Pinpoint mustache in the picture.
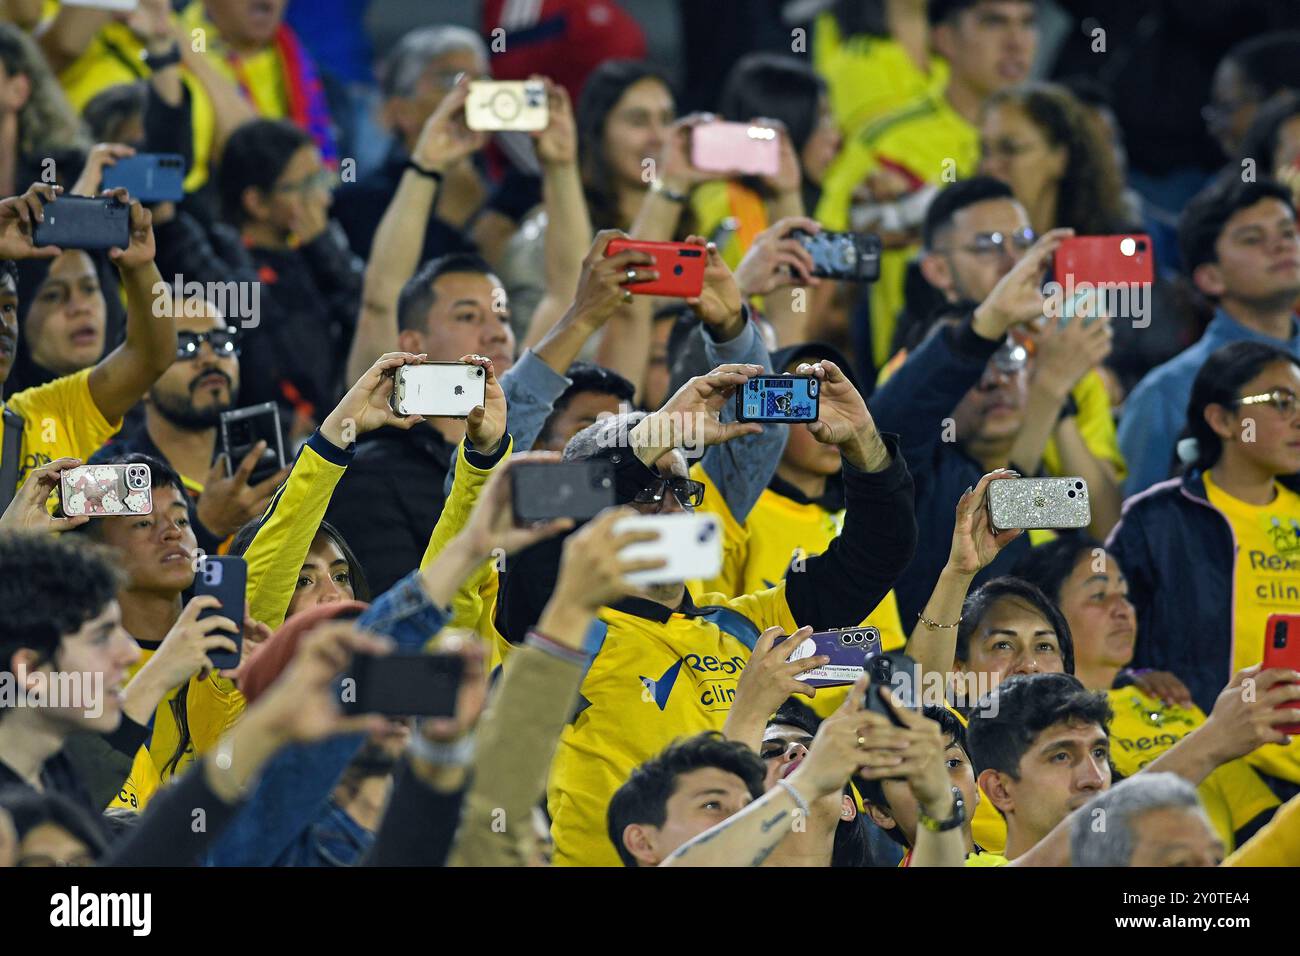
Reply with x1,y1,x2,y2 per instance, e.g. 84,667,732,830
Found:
189,367,233,393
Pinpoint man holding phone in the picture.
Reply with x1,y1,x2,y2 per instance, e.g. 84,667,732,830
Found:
0,182,176,507
494,358,916,865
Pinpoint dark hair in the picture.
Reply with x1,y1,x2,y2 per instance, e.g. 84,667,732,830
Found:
1011,534,1104,606
1056,74,1113,112
966,672,1111,779
537,362,635,446
229,517,371,603
921,176,1016,250
0,534,123,683
218,119,314,225
1222,31,1300,101
955,576,1075,675
767,697,821,738
1184,340,1300,473
81,82,147,143
718,53,827,157
929,0,1035,26
1178,176,1294,280
857,705,969,848
984,82,1131,236
0,786,108,860
577,60,672,231
0,259,16,292
606,731,766,866
1238,89,1300,178
396,252,496,333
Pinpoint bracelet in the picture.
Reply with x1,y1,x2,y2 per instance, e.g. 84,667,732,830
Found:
650,178,689,203
917,786,966,832
407,730,475,767
525,629,589,667
776,778,810,818
917,612,961,629
405,159,445,184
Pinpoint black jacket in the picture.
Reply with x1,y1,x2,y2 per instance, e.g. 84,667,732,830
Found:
324,424,456,596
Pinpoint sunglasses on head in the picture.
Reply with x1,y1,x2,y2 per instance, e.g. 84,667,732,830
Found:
176,330,239,361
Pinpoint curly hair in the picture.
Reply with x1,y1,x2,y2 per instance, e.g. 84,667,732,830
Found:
0,24,88,160
984,82,1131,237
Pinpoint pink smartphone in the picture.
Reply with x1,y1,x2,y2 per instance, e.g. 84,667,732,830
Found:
691,121,780,177
59,463,153,517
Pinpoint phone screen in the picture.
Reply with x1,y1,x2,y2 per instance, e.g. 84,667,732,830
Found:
218,403,285,485
737,376,819,423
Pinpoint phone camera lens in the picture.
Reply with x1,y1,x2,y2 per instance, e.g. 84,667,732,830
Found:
1067,490,1076,498
1074,481,1084,490
475,368,484,377
673,264,683,276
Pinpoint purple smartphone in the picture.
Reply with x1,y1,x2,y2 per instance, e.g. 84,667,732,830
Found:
783,626,882,688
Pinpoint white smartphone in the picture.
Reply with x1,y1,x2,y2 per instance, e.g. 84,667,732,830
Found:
465,80,549,132
390,363,487,418
612,513,723,586
61,0,138,9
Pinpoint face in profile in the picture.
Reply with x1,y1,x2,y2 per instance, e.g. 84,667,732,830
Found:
620,766,753,866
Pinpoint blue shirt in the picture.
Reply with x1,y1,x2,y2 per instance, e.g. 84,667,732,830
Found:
1118,309,1300,497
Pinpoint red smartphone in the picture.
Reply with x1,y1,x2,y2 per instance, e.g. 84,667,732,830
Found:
1263,614,1300,735
1052,234,1154,287
605,238,706,298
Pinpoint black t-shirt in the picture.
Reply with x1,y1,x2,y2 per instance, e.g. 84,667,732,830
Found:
0,749,104,831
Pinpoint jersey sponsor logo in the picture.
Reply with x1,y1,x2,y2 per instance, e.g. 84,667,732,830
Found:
639,659,684,711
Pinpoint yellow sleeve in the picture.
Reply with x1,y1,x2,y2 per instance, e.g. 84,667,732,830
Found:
971,784,1008,855
242,433,353,631
419,439,514,639
1042,370,1127,482
7,367,121,487
1224,793,1300,867
723,581,798,635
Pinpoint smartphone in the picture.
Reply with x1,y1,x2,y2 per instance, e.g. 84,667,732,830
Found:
59,463,152,517
61,0,137,9
851,184,938,234
986,476,1092,533
217,402,286,487
604,239,706,298
390,363,487,418
511,460,614,523
736,375,819,423
611,513,722,586
344,653,465,717
790,229,882,282
784,626,882,688
865,650,922,728
1052,234,1154,288
1263,614,1300,735
33,196,130,251
691,121,780,177
102,153,186,203
193,556,245,670
465,80,549,132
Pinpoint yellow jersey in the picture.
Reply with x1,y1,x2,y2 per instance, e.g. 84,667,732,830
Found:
1203,471,1300,784
2,367,120,492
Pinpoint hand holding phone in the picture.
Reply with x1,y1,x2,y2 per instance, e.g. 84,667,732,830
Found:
465,80,549,132
344,653,465,716
33,195,130,251
691,121,780,177
390,362,487,418
1264,615,1300,735
785,627,882,688
510,459,615,523
192,556,246,670
735,374,820,423
986,476,1091,533
790,229,881,282
611,513,722,586
217,403,287,486
102,153,186,203
864,651,922,728
59,462,153,516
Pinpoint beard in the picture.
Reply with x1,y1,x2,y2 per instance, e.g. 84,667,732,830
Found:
150,375,237,430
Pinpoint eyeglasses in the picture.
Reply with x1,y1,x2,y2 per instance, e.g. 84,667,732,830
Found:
176,330,239,361
630,476,706,510
273,169,336,194
937,227,1036,258
1234,389,1299,420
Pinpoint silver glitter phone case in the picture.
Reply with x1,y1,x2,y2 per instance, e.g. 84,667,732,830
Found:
987,477,1090,533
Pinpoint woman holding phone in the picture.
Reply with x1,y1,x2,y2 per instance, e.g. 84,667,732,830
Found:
1106,340,1300,790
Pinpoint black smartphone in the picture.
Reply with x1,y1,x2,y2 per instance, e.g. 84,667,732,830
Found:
790,229,881,282
735,374,820,423
33,196,131,250
344,654,465,716
193,556,245,670
511,460,615,523
102,153,186,203
865,650,922,728
217,402,286,486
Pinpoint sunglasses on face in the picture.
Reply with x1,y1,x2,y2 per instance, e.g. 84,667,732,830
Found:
176,330,239,361
628,476,706,510
1234,389,1299,420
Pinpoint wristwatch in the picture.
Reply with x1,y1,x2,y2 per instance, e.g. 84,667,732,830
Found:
917,786,966,832
407,730,475,767
141,42,183,72
650,178,689,204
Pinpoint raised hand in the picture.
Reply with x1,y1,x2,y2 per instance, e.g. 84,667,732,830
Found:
971,227,1073,340
796,358,888,471
0,183,61,260
462,354,507,455
197,441,292,538
532,76,577,167
458,451,577,560
412,74,488,173
634,363,764,464
321,351,427,447
683,235,743,336
104,189,156,270
570,230,657,326
946,469,1023,577
0,458,88,534
735,216,821,296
